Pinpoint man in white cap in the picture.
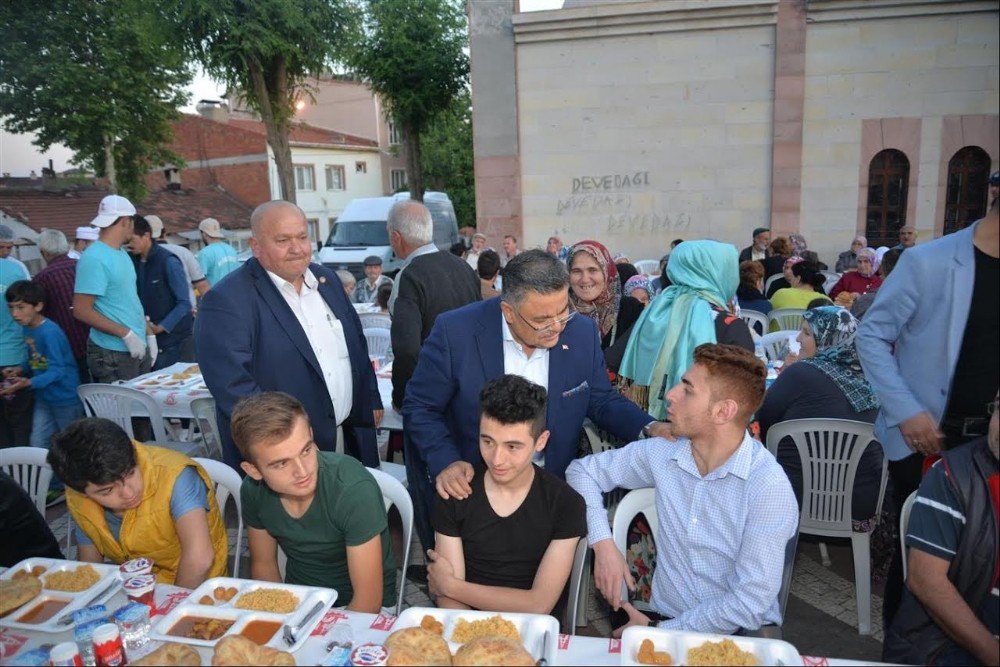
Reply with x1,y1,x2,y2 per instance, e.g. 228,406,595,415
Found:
196,218,239,287
68,226,99,260
72,194,150,382
146,215,209,304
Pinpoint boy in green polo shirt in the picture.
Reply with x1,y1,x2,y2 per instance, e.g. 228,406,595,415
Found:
233,391,395,612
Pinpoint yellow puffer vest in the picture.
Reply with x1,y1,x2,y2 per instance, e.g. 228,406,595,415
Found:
66,443,229,584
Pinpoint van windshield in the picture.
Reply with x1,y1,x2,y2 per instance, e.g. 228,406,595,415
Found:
325,221,389,247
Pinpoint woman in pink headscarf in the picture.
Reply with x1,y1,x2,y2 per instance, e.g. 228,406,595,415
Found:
567,240,644,375
829,247,883,299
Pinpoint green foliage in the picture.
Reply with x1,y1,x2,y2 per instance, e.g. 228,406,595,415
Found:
0,0,191,201
350,0,469,200
179,0,359,126
420,91,475,228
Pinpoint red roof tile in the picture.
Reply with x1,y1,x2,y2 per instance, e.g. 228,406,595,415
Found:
227,118,377,148
0,184,252,239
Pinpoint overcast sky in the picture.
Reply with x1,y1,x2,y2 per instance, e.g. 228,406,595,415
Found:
2,0,565,175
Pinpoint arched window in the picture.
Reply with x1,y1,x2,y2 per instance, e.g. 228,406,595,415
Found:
865,149,910,248
944,146,991,235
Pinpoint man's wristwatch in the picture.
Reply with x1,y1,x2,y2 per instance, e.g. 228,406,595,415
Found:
641,422,655,438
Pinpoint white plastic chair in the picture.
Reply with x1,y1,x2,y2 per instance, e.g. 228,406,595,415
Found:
821,271,841,294
765,418,888,635
900,490,918,582
759,331,798,363
358,312,392,330
633,259,660,276
768,308,806,332
611,488,658,613
1,446,53,515
582,420,619,454
368,467,413,617
192,457,244,578
363,328,392,359
190,397,223,461
77,384,206,458
564,537,589,634
740,309,768,336
764,273,784,295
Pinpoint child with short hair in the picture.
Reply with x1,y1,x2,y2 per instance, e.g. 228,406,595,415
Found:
4,280,84,460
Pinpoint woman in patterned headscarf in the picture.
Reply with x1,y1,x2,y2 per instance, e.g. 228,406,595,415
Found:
788,232,828,270
567,240,644,374
758,306,885,533
623,274,654,307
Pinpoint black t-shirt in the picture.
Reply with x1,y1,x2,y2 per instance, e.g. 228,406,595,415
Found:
432,465,586,591
946,246,1000,418
0,472,63,567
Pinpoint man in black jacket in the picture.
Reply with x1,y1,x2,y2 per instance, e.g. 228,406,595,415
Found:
388,199,480,561
738,227,771,263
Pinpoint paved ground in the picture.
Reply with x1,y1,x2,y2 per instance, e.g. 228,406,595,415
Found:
45,502,888,662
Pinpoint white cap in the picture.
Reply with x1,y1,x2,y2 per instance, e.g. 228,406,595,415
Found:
145,215,164,239
198,217,225,238
75,226,99,241
91,195,136,228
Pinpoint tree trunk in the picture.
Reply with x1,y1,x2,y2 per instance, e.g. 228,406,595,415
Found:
248,59,296,204
404,123,424,201
103,134,117,193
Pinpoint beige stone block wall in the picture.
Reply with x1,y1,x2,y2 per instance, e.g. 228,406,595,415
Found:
517,27,776,260
801,13,999,258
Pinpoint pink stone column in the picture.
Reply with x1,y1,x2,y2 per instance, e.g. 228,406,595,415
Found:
770,0,807,236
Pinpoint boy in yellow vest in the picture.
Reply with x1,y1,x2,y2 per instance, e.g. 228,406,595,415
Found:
231,392,395,613
47,417,228,586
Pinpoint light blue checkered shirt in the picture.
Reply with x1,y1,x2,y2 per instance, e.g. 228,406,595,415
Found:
565,432,798,633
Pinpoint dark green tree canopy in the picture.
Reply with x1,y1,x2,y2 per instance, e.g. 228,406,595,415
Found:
0,0,190,200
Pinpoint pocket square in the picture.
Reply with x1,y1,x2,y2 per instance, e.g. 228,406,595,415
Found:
562,380,589,398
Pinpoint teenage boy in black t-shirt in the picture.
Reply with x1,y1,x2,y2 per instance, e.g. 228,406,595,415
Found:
428,374,586,614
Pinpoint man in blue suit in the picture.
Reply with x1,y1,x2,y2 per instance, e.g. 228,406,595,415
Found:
403,250,671,551
195,201,382,469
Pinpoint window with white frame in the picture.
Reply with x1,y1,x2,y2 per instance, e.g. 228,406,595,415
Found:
294,164,315,191
325,165,346,191
390,168,407,192
388,121,402,145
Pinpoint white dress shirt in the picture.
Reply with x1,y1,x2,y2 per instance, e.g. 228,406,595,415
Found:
267,268,353,425
565,432,798,633
501,314,549,464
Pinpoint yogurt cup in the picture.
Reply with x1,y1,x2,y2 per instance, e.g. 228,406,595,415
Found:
350,644,388,666
119,558,153,579
123,574,156,609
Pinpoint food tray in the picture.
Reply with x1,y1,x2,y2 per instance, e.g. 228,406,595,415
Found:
0,558,122,633
620,626,801,666
149,576,337,652
394,606,559,665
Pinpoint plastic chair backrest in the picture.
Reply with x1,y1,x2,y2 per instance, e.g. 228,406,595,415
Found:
190,397,223,461
363,328,392,358
77,384,168,441
759,331,798,363
900,490,918,581
765,418,884,537
740,309,768,336
583,420,619,454
192,457,244,578
368,467,413,617
821,271,841,294
612,488,658,554
764,273,784,295
768,308,806,333
634,260,660,276
358,312,392,330
778,531,799,620
0,447,53,515
564,537,589,634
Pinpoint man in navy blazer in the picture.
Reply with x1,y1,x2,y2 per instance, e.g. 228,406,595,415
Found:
403,250,671,551
195,201,382,469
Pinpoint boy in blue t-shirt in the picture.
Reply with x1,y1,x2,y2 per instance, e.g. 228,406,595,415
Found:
4,280,84,468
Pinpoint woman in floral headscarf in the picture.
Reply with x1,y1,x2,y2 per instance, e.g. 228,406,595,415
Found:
829,247,883,299
623,274,654,307
788,232,827,269
567,240,644,373
757,306,885,533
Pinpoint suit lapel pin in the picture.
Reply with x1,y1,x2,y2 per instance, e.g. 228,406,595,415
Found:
562,344,569,350
319,276,326,283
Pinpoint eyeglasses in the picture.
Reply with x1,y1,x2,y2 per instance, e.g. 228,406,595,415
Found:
510,304,575,336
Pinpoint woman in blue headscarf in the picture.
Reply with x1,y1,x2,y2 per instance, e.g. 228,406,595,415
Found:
617,240,753,417
758,306,885,532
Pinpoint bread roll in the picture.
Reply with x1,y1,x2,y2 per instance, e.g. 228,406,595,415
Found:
385,626,452,666
453,636,534,666
131,643,202,666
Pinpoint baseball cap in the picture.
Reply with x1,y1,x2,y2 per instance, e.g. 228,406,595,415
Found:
198,217,225,238
990,171,999,186
91,194,136,228
145,215,164,239
75,226,99,241
363,255,382,266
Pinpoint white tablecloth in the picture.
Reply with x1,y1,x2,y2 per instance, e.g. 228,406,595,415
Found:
0,581,880,666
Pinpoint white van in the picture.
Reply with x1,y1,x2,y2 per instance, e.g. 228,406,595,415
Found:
318,191,459,278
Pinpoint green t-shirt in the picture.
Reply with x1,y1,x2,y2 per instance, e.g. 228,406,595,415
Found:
241,452,396,608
